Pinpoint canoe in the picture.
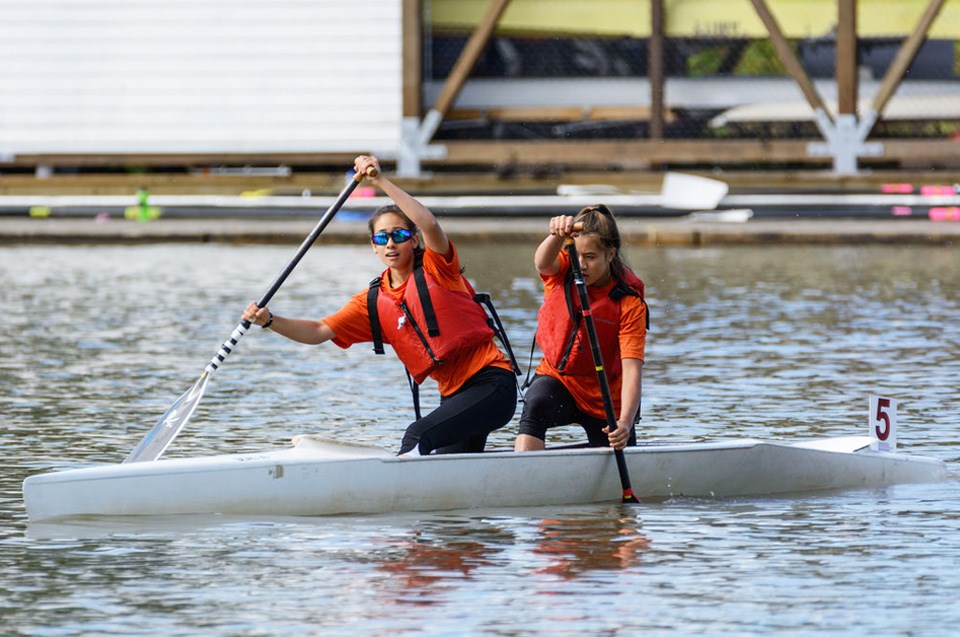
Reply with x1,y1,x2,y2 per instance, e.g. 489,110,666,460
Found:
21,434,948,522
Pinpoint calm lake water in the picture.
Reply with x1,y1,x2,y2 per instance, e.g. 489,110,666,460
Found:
3,240,959,636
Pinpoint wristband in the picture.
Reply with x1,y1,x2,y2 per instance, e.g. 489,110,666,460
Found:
262,311,273,329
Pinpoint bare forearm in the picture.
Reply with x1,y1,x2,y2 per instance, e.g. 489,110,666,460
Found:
534,234,565,275
267,315,335,346
536,215,578,275
604,358,643,450
243,301,335,345
617,358,644,431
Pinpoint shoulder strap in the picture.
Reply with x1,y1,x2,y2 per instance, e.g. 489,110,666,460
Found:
367,277,385,355
412,251,440,337
609,280,640,301
474,292,522,377
521,330,538,390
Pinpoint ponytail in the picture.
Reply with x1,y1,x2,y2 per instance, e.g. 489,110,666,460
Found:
573,204,633,281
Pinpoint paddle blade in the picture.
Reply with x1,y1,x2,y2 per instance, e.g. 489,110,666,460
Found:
622,489,641,504
124,372,210,463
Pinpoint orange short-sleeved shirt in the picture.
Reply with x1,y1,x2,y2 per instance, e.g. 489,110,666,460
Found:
322,242,512,396
535,252,646,419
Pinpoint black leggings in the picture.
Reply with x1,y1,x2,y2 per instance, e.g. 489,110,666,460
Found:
518,374,637,447
398,367,517,455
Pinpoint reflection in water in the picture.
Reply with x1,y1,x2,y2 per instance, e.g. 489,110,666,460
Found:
532,510,651,579
367,508,652,603
375,516,514,603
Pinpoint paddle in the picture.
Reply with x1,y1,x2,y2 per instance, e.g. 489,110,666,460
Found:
564,225,641,504
124,167,376,463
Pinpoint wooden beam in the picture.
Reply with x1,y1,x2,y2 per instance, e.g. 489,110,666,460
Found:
439,139,960,167
749,0,832,123
402,0,423,118
438,139,821,166
430,0,512,121
4,138,958,172
590,106,676,122
871,0,947,115
836,0,858,116
447,107,585,122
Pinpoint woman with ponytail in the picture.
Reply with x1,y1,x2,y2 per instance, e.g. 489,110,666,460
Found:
515,205,648,452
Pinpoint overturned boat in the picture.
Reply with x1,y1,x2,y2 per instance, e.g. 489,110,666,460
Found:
22,432,948,522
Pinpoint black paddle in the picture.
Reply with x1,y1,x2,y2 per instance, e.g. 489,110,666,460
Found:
124,167,376,463
564,226,640,504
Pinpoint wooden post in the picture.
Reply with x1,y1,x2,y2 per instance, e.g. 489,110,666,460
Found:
427,0,512,137
749,0,832,124
871,0,947,115
836,0,858,117
402,0,422,119
401,0,512,176
648,0,665,141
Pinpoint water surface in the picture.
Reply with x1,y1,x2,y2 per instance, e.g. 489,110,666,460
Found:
2,242,958,635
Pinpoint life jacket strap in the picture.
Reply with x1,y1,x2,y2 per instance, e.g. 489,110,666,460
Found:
367,277,385,355
406,369,422,421
474,292,522,377
400,300,443,365
412,251,440,337
366,255,524,415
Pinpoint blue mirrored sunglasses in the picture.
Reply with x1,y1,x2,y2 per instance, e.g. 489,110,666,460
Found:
371,228,413,246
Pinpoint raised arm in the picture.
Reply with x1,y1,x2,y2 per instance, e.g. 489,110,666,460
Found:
535,215,578,276
355,155,450,256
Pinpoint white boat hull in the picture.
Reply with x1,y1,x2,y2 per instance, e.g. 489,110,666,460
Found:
22,436,948,522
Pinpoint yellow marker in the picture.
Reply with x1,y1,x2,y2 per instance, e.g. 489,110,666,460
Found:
124,206,162,221
28,206,52,218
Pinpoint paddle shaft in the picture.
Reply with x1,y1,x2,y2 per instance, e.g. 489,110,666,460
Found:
205,168,375,377
125,167,374,463
563,232,640,504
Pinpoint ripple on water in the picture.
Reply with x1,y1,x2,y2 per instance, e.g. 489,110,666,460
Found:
3,243,960,636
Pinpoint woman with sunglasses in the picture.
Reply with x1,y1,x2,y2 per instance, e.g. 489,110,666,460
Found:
514,205,648,452
243,155,517,455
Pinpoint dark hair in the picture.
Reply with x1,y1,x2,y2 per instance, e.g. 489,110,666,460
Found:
367,204,418,237
574,204,633,281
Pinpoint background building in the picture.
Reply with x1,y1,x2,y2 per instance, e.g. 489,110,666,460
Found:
1,0,958,182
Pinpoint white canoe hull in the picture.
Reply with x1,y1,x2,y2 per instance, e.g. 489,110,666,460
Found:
22,436,948,522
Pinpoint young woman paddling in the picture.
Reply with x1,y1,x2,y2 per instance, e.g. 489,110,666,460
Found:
515,205,648,452
243,155,517,455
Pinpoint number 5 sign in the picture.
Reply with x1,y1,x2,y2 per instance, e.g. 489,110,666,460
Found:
869,395,898,452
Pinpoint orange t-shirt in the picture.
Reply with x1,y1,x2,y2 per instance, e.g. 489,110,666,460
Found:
535,252,647,419
323,243,512,396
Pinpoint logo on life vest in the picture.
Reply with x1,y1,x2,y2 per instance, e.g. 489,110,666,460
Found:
397,316,406,330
